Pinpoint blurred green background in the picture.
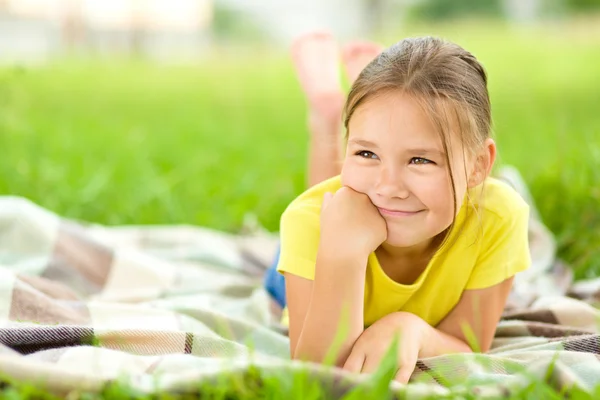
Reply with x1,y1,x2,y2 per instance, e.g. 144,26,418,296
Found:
0,0,599,279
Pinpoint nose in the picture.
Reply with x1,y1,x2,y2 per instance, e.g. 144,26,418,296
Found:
375,165,410,199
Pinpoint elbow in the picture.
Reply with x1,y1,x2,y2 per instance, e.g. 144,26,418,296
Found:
291,347,324,365
477,341,492,353
455,336,476,353
473,334,495,353
463,338,491,353
291,341,321,364
292,347,329,365
292,344,349,368
463,342,476,353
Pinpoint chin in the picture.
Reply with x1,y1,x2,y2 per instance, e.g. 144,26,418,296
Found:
383,233,425,249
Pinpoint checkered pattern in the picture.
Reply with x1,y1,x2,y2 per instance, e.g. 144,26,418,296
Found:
0,193,599,398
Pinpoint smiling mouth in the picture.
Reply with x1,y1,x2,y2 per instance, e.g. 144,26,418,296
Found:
377,207,424,217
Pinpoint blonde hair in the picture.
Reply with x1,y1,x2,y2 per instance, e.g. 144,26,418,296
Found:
344,36,491,246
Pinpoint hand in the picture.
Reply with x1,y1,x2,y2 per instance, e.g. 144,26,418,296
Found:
342,312,427,383
319,186,387,258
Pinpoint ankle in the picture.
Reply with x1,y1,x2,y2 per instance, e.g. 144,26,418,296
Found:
308,112,343,138
307,91,346,125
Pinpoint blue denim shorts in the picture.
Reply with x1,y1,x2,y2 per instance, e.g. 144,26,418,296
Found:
263,245,286,308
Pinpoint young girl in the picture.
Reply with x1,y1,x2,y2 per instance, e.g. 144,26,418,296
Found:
268,33,530,383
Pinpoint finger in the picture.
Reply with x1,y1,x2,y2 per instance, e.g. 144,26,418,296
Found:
393,365,413,384
340,185,364,197
360,354,384,375
321,192,333,211
342,349,365,374
394,348,419,384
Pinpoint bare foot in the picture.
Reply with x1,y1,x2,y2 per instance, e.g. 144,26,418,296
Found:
291,32,345,186
342,41,384,84
290,31,345,120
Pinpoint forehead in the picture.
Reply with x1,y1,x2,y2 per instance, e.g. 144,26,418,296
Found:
347,92,465,154
349,92,440,145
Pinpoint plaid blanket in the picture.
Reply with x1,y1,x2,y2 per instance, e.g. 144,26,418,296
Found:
1,170,599,398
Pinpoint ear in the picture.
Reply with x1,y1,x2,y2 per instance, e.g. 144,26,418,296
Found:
468,138,496,188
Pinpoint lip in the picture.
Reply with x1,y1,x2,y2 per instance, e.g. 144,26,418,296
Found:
377,207,424,217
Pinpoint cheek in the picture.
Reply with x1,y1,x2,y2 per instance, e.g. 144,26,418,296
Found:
414,173,456,214
340,161,373,193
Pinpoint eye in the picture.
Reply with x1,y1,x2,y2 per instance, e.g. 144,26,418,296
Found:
410,157,434,165
356,150,379,159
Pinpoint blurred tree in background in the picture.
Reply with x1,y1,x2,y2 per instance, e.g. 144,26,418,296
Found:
212,3,266,42
565,0,600,11
404,0,600,21
408,0,503,20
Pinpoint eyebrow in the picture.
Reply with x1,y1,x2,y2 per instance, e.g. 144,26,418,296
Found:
406,148,446,157
348,139,445,156
347,138,379,148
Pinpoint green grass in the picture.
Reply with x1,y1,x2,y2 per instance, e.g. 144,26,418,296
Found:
3,356,600,400
0,18,599,399
0,55,308,232
0,21,598,278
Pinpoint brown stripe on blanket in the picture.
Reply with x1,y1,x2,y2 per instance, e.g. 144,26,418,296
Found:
562,334,600,354
43,222,114,295
184,332,194,354
238,248,270,278
521,321,592,338
502,309,560,325
17,274,80,301
414,360,447,386
9,276,92,325
236,234,280,277
98,330,190,355
0,325,95,354
568,278,600,301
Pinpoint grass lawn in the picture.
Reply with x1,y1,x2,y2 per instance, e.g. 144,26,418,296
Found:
0,18,599,399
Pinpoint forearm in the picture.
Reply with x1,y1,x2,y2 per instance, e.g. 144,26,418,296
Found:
294,252,367,366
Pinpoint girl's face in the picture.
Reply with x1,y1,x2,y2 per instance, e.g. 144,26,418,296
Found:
341,92,475,251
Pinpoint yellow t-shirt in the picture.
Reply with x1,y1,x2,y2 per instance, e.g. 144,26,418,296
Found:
277,175,530,327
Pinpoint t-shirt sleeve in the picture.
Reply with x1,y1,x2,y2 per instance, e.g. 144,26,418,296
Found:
465,203,531,290
276,204,321,280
